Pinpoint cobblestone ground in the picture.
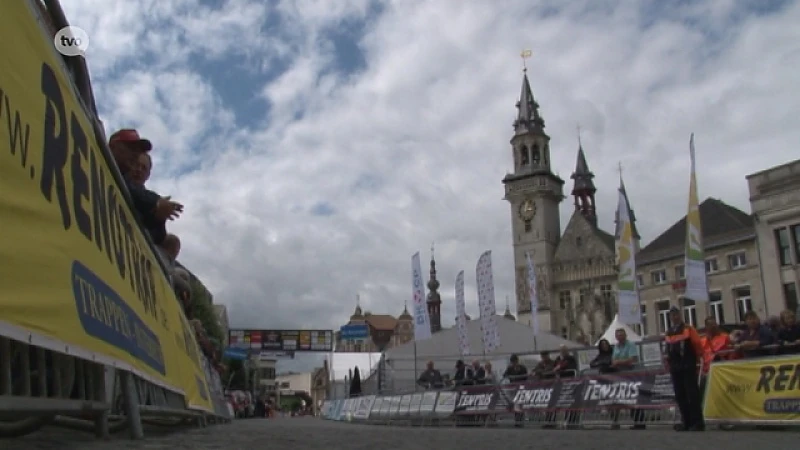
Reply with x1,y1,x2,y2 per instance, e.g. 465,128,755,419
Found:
3,418,798,450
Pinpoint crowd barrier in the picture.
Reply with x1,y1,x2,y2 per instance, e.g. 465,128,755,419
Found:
321,368,681,429
0,0,231,439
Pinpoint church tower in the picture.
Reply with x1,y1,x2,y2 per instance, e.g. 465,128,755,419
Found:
502,67,565,333
571,141,597,226
426,245,442,333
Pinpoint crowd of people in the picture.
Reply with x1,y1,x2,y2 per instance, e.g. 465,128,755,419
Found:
412,306,799,431
108,129,224,374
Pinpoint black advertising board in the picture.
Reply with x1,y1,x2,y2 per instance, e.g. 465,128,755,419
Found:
450,369,676,415
228,329,334,352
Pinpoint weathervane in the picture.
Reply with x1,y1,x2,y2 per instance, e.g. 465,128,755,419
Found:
618,162,624,183
577,124,582,147
521,49,532,72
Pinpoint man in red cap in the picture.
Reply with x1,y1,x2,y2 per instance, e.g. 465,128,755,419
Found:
108,129,182,245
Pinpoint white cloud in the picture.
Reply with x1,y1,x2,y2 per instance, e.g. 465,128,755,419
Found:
59,0,800,350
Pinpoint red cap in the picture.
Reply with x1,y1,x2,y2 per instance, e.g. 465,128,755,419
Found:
108,129,152,151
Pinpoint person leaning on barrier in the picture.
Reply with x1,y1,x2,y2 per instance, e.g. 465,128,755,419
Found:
532,351,556,380
453,360,474,386
108,129,184,246
664,306,705,432
417,361,444,389
469,360,487,385
611,328,646,429
734,311,776,358
553,345,578,378
502,354,528,383
172,267,192,314
777,309,800,354
482,362,496,384
699,317,732,390
590,339,614,373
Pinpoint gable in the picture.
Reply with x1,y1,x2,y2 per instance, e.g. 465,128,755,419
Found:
555,211,615,262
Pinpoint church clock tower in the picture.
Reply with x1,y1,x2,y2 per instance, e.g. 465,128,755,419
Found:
502,68,564,333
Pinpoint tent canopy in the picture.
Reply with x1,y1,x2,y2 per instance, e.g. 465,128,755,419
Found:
595,315,642,345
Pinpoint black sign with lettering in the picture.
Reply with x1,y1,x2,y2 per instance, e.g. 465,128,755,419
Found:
450,370,676,414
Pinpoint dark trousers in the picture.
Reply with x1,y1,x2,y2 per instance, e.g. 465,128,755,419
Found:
671,368,704,429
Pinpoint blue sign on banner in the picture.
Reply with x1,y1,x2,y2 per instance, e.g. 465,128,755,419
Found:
339,324,369,340
223,347,249,360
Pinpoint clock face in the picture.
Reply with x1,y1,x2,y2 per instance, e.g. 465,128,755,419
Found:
518,199,536,221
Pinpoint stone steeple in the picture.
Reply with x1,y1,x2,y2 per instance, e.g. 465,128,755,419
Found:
426,243,442,333
570,133,597,226
513,71,546,137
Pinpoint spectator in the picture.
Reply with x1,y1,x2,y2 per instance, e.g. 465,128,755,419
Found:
470,360,486,385
173,267,192,314
700,317,732,382
590,339,614,373
162,234,182,266
766,315,782,338
417,361,443,389
611,328,645,429
735,311,776,358
453,360,473,386
129,151,151,187
664,306,705,432
777,309,800,354
553,345,578,378
107,129,183,246
482,362,496,384
532,351,556,380
502,354,528,382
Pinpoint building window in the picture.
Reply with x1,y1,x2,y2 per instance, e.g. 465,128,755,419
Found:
783,282,798,315
651,270,667,285
579,287,592,306
559,291,572,310
635,303,648,336
674,265,685,280
705,258,719,274
709,290,724,325
600,284,613,301
776,227,792,266
636,274,644,288
524,220,532,232
657,300,670,334
561,326,568,339
681,297,697,327
734,286,752,322
793,224,800,262
728,252,747,270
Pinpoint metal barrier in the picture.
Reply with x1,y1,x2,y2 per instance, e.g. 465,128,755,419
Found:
0,0,233,439
322,367,681,429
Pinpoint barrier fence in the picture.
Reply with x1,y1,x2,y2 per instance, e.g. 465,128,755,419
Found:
324,353,800,429
0,0,232,439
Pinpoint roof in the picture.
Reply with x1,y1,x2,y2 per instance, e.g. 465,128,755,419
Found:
637,198,754,265
365,314,398,330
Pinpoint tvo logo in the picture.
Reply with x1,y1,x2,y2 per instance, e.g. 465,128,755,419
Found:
54,26,89,56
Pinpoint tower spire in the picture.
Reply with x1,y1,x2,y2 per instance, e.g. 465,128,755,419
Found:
426,243,442,333
570,137,597,226
513,51,546,136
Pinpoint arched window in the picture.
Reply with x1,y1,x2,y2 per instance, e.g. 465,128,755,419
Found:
520,145,529,165
531,144,541,165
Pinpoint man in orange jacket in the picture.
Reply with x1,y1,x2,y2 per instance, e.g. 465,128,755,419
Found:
700,316,732,392
664,306,705,431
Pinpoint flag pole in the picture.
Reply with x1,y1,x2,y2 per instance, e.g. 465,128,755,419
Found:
413,340,418,391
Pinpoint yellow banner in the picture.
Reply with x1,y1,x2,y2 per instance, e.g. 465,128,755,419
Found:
703,356,800,422
0,2,212,412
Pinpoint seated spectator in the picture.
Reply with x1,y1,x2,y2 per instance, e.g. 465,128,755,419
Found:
532,351,556,380
590,339,614,373
417,361,443,389
482,362,496,384
553,345,578,378
453,360,474,386
777,309,800,354
735,311,776,358
502,354,528,382
469,360,486,385
107,129,183,246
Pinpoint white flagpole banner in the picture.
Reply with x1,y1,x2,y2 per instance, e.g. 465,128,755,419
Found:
525,252,540,336
684,133,709,302
455,270,471,356
616,186,642,325
411,252,433,341
476,251,500,352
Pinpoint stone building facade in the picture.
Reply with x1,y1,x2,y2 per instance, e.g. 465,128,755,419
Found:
747,158,800,316
503,69,639,343
636,199,764,336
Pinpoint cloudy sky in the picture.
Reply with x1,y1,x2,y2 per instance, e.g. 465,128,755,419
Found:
62,0,798,338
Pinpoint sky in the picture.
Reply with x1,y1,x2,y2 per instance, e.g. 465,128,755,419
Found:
59,0,799,363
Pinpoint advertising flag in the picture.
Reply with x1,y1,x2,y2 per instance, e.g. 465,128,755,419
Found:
684,134,709,302
525,252,540,336
455,271,471,356
616,184,642,325
411,252,433,341
476,251,500,352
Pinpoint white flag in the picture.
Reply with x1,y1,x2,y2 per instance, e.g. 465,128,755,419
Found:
616,185,642,325
525,252,540,336
476,251,500,352
411,252,433,341
454,271,470,356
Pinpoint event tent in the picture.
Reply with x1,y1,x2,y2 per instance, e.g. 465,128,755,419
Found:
595,315,642,346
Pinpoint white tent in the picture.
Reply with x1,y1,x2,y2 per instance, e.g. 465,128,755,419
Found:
595,315,642,345
379,315,581,393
